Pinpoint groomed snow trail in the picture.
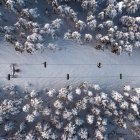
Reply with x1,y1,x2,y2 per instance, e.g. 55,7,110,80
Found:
0,40,140,91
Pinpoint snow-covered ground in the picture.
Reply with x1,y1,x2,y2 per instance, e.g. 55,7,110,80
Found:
0,39,140,91
0,0,140,139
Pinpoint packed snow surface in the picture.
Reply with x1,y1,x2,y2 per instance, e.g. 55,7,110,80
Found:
0,40,140,91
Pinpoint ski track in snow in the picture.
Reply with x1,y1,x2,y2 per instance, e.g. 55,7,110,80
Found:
0,40,140,91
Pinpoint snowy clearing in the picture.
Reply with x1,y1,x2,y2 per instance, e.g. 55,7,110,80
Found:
0,40,140,91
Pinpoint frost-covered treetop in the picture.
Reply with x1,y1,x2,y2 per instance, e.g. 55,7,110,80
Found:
0,83,139,139
0,0,139,54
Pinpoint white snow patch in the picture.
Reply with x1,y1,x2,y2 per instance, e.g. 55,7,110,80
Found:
0,40,140,90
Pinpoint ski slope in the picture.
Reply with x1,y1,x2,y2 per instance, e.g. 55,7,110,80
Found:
0,39,140,91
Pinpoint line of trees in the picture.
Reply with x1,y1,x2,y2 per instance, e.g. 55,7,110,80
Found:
0,82,139,139
0,0,139,54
